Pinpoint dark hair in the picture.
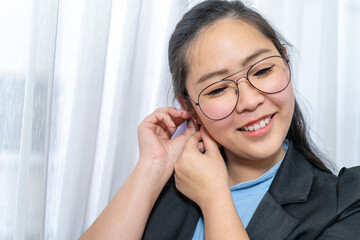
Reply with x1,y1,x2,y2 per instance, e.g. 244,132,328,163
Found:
168,0,331,172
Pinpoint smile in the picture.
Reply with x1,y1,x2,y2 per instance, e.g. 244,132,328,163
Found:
240,115,272,132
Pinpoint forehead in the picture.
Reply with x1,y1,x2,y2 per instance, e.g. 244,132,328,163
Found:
185,18,276,84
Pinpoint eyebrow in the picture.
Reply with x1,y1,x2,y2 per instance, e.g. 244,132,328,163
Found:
196,48,272,85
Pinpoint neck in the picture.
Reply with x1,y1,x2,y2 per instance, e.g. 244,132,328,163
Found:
225,146,285,186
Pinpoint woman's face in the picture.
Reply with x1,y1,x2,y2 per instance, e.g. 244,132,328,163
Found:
185,19,295,161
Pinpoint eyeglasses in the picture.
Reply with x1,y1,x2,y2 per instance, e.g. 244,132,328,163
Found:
188,55,291,120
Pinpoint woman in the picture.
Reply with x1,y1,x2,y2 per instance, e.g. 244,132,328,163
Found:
81,1,360,239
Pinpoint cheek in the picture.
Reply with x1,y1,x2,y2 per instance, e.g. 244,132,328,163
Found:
271,83,295,118
204,107,231,120
197,111,232,140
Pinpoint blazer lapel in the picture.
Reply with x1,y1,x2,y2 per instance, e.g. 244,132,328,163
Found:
246,141,314,239
246,192,300,239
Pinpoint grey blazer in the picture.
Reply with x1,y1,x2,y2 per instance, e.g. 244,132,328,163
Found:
142,141,360,239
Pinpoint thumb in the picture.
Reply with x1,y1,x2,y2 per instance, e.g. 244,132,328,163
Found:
184,131,202,152
200,125,220,155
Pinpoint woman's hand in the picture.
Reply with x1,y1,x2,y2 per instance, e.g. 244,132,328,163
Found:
174,125,229,209
137,107,196,184
81,107,197,240
174,127,249,240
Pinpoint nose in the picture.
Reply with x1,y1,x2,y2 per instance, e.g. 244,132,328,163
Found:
234,78,265,113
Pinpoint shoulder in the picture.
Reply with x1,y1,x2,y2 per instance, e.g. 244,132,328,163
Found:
303,157,360,215
314,166,360,239
334,166,360,211
312,164,360,210
270,142,360,238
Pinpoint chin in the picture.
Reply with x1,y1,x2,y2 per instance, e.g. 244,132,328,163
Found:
225,137,285,161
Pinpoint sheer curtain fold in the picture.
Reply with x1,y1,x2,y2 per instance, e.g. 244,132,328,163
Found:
336,0,360,167
1,0,359,239
0,0,58,239
83,0,144,229
46,0,113,239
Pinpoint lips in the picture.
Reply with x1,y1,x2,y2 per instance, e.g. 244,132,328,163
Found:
238,115,274,132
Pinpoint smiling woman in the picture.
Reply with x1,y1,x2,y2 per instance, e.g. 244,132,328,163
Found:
183,19,295,170
80,1,360,240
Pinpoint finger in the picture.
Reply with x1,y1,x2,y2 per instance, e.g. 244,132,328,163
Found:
168,108,192,126
144,111,176,129
184,131,202,151
140,112,176,141
157,112,176,128
200,125,219,153
141,108,192,141
167,107,191,117
183,119,197,137
171,120,197,146
155,120,175,139
156,107,191,121
155,108,191,127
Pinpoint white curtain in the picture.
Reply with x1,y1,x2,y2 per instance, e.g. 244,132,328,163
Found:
0,0,359,239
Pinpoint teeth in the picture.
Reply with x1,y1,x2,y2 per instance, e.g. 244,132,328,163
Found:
241,116,272,132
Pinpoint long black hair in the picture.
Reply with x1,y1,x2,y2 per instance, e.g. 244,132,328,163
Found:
168,0,331,172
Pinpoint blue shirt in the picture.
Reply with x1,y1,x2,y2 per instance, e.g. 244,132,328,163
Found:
192,141,289,239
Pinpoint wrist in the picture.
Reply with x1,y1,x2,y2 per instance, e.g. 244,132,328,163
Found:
199,186,233,214
135,158,173,196
199,187,249,240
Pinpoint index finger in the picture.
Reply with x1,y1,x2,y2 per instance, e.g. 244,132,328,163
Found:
156,107,192,126
200,126,219,154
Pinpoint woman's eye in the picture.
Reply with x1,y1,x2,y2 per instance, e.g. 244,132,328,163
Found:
206,87,227,96
253,66,273,77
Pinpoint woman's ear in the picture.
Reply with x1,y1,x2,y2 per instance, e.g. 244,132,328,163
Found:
177,95,203,127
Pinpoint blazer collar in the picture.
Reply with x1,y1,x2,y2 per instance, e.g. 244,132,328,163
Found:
246,141,314,239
